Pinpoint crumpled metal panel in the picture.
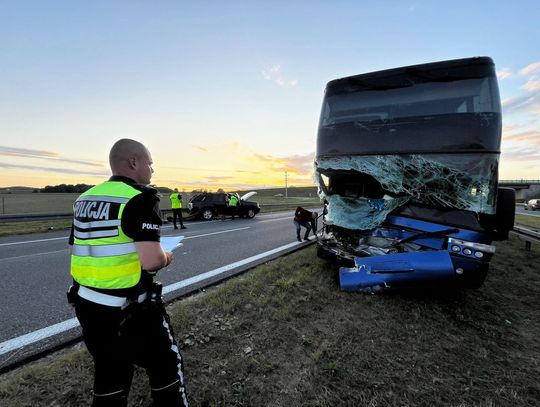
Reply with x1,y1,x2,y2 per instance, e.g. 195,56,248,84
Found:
339,250,457,292
316,153,498,230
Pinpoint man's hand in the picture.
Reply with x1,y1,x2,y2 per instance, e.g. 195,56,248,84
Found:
135,241,173,271
165,251,173,267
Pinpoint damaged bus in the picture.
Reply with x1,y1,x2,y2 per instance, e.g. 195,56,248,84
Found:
315,57,515,292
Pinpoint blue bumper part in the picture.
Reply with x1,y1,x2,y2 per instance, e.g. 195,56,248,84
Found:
339,251,457,292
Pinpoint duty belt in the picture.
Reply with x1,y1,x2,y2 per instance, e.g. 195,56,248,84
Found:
77,285,147,307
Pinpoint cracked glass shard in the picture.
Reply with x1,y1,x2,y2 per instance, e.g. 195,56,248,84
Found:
316,153,498,230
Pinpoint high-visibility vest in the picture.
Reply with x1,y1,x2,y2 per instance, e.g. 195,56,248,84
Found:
170,193,182,209
228,195,238,206
70,181,144,289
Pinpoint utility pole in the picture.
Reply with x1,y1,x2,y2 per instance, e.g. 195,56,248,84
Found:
285,171,288,198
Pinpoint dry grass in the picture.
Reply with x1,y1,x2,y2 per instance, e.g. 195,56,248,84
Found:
0,193,79,215
0,220,72,237
515,213,540,230
0,235,539,406
0,192,320,216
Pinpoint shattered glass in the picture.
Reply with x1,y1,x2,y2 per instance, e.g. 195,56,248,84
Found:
316,153,498,230
322,194,410,231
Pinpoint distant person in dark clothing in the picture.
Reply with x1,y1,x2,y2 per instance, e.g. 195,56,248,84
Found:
294,206,316,241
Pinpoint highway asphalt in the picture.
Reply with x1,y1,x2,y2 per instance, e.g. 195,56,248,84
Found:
517,206,540,217
0,211,312,368
0,207,535,369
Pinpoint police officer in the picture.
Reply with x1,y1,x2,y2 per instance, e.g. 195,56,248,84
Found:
68,139,189,407
169,188,186,229
227,193,239,219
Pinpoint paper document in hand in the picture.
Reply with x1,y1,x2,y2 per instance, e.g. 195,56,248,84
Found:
161,236,185,252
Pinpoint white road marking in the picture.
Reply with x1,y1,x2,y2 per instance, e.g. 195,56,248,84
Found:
0,210,297,248
258,216,293,224
0,239,307,356
2,249,67,262
0,319,80,355
182,227,250,239
0,227,250,261
161,220,211,228
0,236,68,247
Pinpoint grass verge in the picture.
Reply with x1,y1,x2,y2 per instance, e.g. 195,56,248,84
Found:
515,213,540,230
1,235,539,406
0,220,72,237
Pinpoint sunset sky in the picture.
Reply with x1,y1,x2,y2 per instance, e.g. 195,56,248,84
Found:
1,1,539,191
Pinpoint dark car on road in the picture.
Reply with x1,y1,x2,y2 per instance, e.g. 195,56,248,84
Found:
187,192,260,220
525,199,540,211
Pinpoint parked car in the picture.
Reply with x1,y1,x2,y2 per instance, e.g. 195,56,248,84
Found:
187,192,260,220
525,199,540,211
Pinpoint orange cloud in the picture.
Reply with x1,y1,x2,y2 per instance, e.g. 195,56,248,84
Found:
501,147,540,161
502,94,538,113
253,152,314,175
519,61,540,76
503,130,540,145
522,79,540,92
0,146,58,158
497,68,513,79
0,162,110,176
502,124,521,133
0,145,104,167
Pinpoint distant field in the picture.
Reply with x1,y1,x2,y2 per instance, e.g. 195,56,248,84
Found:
0,193,80,215
0,188,320,216
237,186,318,198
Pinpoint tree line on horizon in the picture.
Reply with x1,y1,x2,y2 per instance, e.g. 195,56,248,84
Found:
38,184,198,194
2,184,315,195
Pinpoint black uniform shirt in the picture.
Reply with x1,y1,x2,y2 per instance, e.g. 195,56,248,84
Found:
69,175,163,297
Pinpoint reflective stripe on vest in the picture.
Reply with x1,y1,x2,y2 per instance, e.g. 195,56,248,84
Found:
170,193,182,209
72,242,137,257
71,181,144,289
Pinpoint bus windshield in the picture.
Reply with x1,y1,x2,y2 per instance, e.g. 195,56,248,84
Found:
315,57,502,229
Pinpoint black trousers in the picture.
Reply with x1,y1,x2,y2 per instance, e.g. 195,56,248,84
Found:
294,219,312,239
172,209,184,228
74,296,189,407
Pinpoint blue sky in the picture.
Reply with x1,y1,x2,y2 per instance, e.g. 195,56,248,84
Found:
0,1,539,189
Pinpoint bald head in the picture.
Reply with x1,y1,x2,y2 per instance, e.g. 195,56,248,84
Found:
109,138,154,184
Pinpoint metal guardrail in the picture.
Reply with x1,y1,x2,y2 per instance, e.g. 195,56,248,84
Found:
0,213,73,222
512,225,540,252
513,225,540,239
512,225,540,241
499,179,540,184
